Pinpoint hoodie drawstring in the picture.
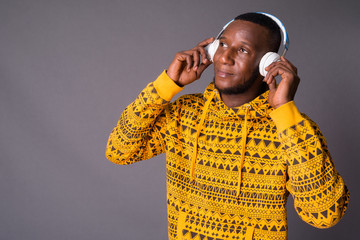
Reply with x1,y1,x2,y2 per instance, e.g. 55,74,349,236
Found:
190,91,216,180
190,91,251,199
236,104,251,198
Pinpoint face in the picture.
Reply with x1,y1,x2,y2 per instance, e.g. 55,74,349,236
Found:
213,20,272,95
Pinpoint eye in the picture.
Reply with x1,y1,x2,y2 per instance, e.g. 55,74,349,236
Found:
219,42,228,48
239,48,248,54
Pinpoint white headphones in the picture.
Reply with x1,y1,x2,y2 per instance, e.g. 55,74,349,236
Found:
205,12,290,77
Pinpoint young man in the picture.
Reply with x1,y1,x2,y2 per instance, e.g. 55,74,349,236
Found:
106,13,349,240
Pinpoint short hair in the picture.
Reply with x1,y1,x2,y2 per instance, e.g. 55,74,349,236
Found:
234,12,282,52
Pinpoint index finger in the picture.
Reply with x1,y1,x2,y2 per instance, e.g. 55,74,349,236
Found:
197,37,215,47
280,56,298,74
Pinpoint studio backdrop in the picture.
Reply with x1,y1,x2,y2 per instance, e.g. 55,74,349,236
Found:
1,0,359,239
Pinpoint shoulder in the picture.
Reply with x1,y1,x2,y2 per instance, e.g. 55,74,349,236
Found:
172,93,204,106
166,93,204,116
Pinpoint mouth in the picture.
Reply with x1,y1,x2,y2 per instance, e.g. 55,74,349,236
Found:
216,69,234,78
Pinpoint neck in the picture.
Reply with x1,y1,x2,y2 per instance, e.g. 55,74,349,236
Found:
220,93,256,108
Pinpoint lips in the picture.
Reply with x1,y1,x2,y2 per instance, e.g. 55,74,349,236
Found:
216,69,234,78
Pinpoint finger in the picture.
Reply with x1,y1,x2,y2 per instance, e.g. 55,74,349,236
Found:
267,77,277,91
198,37,215,47
264,65,289,84
278,58,295,72
264,70,276,85
265,61,294,79
183,54,193,72
280,56,297,74
264,62,278,83
196,60,212,76
192,50,200,70
196,46,209,64
266,60,292,72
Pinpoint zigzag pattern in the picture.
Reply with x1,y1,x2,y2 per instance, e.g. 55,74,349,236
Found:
106,81,349,240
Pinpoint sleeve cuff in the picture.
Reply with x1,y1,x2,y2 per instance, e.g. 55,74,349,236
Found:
153,70,184,101
269,101,304,133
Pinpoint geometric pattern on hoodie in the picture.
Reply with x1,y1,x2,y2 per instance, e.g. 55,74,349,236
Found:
106,74,349,240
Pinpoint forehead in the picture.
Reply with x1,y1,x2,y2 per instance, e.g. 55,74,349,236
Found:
221,20,270,48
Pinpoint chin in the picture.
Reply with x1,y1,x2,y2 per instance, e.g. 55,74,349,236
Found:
213,77,232,89
215,82,249,95
213,69,261,95
213,77,250,95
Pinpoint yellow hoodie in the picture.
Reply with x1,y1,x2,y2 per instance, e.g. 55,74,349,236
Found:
106,71,349,240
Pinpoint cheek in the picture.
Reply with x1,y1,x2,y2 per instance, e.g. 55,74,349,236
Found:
212,51,222,64
239,58,258,74
234,61,249,74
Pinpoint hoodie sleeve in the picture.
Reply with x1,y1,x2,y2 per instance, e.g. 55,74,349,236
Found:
106,70,183,165
270,101,350,228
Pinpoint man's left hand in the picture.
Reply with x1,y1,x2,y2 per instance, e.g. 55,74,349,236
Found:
263,56,300,109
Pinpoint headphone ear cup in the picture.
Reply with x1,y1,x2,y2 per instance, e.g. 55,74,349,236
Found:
259,52,281,76
205,39,219,62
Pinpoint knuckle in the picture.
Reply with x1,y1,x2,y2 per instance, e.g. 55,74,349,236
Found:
193,46,201,52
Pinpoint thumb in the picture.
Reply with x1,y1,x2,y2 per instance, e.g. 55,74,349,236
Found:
196,61,212,77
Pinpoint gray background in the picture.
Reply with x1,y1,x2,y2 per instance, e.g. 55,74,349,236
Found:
1,0,359,239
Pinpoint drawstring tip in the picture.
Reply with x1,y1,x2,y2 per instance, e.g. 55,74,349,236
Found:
190,156,196,181
236,189,240,199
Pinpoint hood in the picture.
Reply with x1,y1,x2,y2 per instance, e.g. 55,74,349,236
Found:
191,82,274,198
203,82,273,120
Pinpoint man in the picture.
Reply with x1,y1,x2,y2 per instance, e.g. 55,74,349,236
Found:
106,12,349,240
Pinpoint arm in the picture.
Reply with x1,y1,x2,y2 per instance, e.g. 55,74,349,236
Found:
270,102,349,228
106,37,213,164
266,57,349,228
106,71,183,165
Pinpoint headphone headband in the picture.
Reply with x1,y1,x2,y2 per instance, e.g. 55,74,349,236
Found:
215,19,234,39
256,12,289,56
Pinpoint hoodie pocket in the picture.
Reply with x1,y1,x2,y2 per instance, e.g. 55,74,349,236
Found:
177,211,255,240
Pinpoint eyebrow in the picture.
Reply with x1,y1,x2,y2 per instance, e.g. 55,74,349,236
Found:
219,36,252,48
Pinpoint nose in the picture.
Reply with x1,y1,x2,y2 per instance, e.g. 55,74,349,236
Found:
218,48,235,65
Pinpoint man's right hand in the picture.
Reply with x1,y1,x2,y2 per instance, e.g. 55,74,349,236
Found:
167,37,214,87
